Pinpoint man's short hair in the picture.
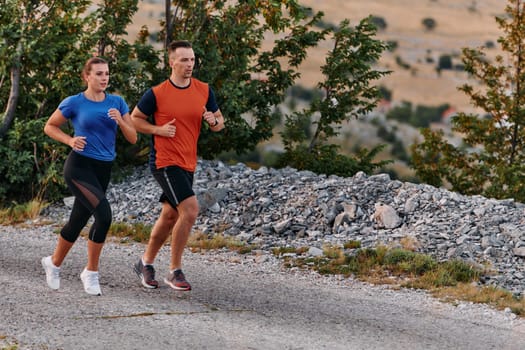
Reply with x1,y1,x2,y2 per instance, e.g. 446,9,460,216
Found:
168,40,192,55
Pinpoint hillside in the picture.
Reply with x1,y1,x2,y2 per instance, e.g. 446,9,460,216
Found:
298,0,503,112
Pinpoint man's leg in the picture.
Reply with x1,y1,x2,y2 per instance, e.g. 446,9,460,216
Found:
169,195,199,271
163,195,198,291
134,202,177,289
143,202,178,264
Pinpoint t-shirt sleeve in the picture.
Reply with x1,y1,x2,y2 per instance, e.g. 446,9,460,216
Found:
117,96,130,115
58,96,76,120
206,87,219,113
136,88,157,116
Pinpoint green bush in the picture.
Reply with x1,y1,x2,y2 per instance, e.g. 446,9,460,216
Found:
277,144,391,178
438,54,453,70
422,17,437,31
370,16,387,31
0,119,68,203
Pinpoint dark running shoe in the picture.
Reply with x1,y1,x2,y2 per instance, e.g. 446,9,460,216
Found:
133,259,159,289
164,269,192,291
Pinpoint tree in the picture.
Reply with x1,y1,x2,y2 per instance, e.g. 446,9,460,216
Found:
0,0,160,202
277,17,392,177
155,0,328,158
0,0,394,203
411,0,525,201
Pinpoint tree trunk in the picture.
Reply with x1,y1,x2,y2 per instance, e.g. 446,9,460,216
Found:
165,0,172,48
0,62,21,138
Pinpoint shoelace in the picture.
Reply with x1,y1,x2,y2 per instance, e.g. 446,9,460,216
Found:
144,265,155,280
51,267,60,279
174,271,186,282
85,272,99,286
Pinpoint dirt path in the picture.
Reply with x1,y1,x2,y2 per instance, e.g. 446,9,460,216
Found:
1,224,524,350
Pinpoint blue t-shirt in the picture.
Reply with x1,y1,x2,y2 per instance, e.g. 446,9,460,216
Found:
59,92,129,161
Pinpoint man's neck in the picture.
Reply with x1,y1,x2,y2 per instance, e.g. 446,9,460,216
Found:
170,75,191,87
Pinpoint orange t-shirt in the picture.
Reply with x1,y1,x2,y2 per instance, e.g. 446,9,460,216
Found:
148,78,209,172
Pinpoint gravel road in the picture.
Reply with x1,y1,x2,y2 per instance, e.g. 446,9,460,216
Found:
1,223,525,350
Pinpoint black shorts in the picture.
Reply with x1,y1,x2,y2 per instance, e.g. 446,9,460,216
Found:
152,166,194,209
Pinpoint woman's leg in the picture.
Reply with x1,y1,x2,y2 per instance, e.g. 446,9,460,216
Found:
56,152,113,270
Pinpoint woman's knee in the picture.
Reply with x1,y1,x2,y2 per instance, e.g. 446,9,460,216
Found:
89,199,112,243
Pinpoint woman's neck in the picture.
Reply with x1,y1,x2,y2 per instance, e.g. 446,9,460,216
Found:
84,89,105,102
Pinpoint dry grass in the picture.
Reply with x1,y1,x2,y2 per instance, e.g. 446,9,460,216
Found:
0,200,48,225
432,283,525,316
107,221,152,243
278,242,525,316
187,231,256,254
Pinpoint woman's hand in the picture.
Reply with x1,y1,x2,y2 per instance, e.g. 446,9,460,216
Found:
69,136,87,151
107,108,123,125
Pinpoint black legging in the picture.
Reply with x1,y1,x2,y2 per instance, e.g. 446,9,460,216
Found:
60,151,113,244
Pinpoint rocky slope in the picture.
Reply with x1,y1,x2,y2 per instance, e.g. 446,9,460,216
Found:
43,160,525,295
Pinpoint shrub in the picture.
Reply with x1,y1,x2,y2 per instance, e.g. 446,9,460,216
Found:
438,54,453,70
386,40,398,52
370,16,388,31
422,17,437,31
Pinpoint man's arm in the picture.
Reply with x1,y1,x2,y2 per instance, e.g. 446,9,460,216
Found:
130,106,176,138
203,108,225,132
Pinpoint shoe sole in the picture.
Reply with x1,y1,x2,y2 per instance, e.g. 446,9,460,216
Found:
163,278,191,291
133,265,159,289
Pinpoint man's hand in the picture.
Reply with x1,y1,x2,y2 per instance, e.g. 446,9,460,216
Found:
203,107,218,127
156,118,177,137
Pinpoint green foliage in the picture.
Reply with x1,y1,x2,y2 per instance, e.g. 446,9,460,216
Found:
279,16,391,177
370,15,387,31
395,55,411,70
384,248,436,275
343,240,361,249
288,85,323,102
0,119,68,202
108,221,152,243
284,245,481,290
0,0,164,203
277,143,391,177
386,101,413,124
412,0,525,201
414,104,450,127
386,102,449,128
378,85,392,101
161,1,328,158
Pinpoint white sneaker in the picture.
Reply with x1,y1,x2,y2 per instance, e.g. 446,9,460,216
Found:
41,256,60,290
80,268,102,296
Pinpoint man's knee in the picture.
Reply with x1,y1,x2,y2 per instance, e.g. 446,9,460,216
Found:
159,203,178,225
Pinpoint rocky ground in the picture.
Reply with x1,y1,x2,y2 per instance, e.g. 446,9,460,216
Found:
42,160,525,295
